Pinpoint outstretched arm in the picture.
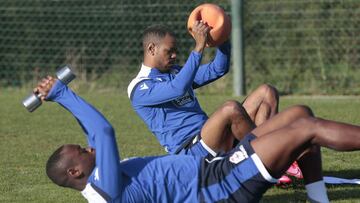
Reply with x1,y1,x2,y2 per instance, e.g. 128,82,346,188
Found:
37,76,122,199
45,79,113,148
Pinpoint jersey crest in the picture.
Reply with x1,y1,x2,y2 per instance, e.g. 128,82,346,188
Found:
229,145,249,164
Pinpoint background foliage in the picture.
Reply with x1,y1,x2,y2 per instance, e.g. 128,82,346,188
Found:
0,0,359,95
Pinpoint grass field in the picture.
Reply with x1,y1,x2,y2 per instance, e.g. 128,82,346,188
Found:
1,90,360,202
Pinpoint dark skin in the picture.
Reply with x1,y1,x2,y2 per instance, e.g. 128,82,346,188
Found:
242,84,279,125
250,105,360,186
143,22,279,153
35,76,95,191
39,76,360,194
201,84,279,152
61,144,95,190
251,105,322,183
143,20,209,73
38,28,277,190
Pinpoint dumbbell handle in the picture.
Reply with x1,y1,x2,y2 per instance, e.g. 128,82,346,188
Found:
22,65,76,112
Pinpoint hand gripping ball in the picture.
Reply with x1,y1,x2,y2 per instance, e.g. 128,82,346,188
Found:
187,3,231,47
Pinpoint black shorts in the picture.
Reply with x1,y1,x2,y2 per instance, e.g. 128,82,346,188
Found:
199,134,278,202
176,134,218,157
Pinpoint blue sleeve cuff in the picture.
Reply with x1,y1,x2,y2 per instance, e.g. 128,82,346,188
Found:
45,80,66,101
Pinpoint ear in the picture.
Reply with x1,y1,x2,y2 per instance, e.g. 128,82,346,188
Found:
67,167,82,178
147,42,156,56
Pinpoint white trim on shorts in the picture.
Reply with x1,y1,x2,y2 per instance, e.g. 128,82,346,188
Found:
251,154,278,183
199,139,217,157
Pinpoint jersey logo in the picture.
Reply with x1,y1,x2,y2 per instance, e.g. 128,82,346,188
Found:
172,91,194,107
205,156,224,163
156,77,163,81
139,82,149,90
94,168,100,181
229,145,248,164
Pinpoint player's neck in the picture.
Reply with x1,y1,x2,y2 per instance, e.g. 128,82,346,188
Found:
71,177,88,191
143,54,160,69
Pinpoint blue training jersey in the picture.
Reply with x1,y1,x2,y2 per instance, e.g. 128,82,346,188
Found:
127,42,231,154
47,80,202,203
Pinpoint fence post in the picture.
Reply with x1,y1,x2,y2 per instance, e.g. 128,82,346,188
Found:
231,0,245,96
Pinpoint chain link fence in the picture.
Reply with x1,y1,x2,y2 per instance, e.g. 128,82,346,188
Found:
0,0,359,95
244,0,360,95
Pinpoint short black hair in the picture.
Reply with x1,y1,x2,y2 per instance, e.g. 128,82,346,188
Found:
46,145,70,187
142,25,175,49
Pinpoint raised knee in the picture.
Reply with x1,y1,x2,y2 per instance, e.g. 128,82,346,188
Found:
220,100,246,117
290,117,317,132
258,84,279,99
290,105,314,118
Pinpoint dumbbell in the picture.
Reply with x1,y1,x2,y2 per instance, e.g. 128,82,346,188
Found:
22,65,76,112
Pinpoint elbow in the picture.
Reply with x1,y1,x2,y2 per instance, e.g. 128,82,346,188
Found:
214,54,230,75
223,56,231,74
102,123,116,137
223,64,230,75
170,84,190,97
216,62,230,76
172,89,188,98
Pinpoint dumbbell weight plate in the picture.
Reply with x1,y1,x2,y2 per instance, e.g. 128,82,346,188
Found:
22,65,76,112
56,66,76,85
22,93,42,112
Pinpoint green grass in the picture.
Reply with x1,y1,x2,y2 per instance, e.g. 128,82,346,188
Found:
1,91,360,202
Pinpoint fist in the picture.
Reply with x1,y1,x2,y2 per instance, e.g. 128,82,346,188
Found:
33,76,56,101
192,20,211,52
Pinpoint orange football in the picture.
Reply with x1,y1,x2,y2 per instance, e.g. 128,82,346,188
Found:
187,3,231,47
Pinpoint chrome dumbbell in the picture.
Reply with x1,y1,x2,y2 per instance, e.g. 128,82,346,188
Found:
22,65,76,112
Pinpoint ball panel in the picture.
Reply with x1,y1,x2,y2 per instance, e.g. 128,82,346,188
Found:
187,3,231,47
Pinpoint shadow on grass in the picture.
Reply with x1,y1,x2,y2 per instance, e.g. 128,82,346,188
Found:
262,169,360,202
263,187,360,202
261,185,360,202
323,169,360,179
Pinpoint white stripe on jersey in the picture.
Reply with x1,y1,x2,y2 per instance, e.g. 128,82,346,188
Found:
81,183,107,203
127,64,152,98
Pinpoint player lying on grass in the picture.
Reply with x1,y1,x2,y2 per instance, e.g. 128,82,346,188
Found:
38,76,359,202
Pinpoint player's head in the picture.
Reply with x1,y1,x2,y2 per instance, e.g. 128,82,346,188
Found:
46,144,95,189
142,25,177,72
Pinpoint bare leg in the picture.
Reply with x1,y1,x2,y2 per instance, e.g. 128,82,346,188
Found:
247,106,359,203
201,84,279,152
242,84,279,126
250,105,316,183
250,106,320,183
297,145,322,184
251,116,360,180
201,100,256,152
200,100,308,153
251,105,314,138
